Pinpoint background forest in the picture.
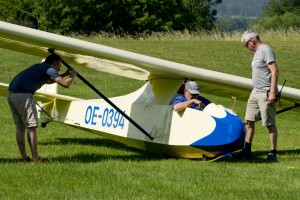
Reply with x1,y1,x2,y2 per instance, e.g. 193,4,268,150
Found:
215,0,268,31
1,0,300,34
216,0,300,31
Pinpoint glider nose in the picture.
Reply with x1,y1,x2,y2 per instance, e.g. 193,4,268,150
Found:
192,109,246,152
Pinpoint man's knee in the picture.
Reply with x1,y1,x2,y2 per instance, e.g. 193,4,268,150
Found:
245,120,254,126
267,124,277,132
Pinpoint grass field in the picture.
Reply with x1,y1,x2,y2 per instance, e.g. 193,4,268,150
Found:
0,30,300,200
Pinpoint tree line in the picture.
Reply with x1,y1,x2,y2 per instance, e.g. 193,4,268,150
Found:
1,0,300,35
0,0,222,35
258,0,300,29
216,0,300,31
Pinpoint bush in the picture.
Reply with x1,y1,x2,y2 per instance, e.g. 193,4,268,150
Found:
258,12,300,29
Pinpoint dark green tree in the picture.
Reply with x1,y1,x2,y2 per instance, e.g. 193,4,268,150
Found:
258,0,300,29
183,0,222,30
124,0,192,33
37,0,195,34
0,0,39,28
0,0,222,34
263,0,300,16
34,0,114,33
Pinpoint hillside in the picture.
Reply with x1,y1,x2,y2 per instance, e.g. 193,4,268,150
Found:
215,0,268,31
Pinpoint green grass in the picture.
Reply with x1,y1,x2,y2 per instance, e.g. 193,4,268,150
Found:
0,30,300,200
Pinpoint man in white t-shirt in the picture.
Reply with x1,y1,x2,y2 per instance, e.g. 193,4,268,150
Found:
236,30,279,162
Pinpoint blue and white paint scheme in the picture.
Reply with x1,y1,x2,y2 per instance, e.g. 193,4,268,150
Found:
32,79,246,158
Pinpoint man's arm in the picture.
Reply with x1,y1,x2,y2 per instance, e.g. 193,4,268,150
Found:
268,61,279,104
60,69,72,78
54,69,77,88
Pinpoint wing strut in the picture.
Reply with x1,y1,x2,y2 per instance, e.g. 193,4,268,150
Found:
48,50,153,140
275,102,300,115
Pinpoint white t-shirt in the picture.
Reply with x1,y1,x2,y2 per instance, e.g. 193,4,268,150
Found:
251,44,276,92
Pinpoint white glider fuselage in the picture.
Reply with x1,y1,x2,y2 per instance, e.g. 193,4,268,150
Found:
37,80,246,158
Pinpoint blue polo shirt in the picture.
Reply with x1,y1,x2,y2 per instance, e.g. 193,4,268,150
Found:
172,95,211,110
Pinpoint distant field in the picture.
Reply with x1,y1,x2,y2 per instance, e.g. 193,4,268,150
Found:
0,30,299,199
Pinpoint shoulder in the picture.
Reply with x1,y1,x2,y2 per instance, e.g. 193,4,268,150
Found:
39,62,53,68
40,63,55,72
172,95,186,105
31,63,53,71
261,44,274,53
173,95,186,101
44,64,59,79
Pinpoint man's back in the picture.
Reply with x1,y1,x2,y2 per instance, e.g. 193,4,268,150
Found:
9,63,59,94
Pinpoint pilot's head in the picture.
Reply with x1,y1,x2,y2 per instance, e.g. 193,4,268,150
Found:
184,81,200,99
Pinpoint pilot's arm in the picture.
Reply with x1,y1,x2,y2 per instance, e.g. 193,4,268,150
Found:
173,98,204,111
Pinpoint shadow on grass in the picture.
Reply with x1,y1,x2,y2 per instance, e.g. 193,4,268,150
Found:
47,153,167,163
0,155,162,163
0,138,169,164
1,137,299,163
48,148,300,163
41,137,169,163
42,137,133,149
220,149,300,163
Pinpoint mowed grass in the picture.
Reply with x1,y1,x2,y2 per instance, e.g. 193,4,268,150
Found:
0,30,300,199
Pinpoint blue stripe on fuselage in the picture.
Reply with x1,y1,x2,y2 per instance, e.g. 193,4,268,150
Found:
191,110,245,147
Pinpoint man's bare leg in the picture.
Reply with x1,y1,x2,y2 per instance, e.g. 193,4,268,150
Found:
27,127,39,161
16,129,27,160
268,124,278,150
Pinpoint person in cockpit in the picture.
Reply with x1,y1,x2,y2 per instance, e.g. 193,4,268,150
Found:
172,81,211,112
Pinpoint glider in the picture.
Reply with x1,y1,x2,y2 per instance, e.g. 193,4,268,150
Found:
0,21,299,159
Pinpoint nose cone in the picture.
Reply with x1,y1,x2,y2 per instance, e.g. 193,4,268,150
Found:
191,109,246,152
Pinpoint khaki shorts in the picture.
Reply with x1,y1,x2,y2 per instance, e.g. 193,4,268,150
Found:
245,90,276,126
7,92,38,130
